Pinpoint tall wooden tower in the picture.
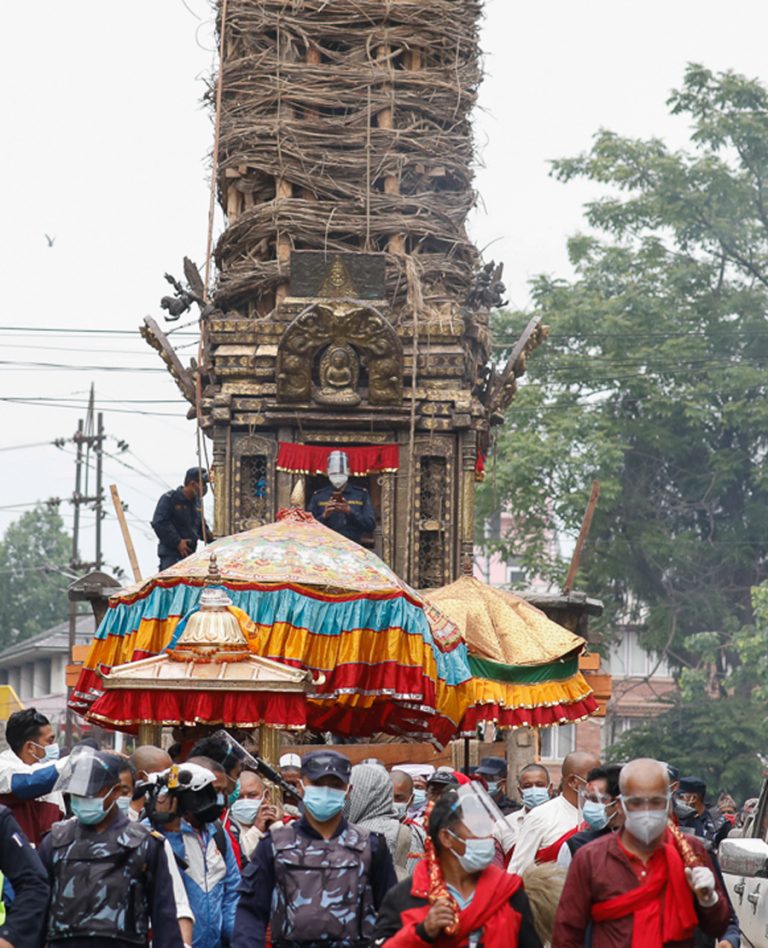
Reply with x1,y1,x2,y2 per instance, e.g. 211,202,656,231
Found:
148,0,543,587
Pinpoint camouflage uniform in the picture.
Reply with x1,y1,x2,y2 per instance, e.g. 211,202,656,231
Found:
38,814,184,948
270,821,376,946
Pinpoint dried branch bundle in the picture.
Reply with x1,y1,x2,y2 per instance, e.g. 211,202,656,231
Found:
213,0,483,315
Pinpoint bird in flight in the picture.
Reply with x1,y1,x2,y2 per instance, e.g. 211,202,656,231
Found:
44,234,55,247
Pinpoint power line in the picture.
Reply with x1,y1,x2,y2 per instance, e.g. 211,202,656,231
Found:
0,360,167,373
0,325,196,337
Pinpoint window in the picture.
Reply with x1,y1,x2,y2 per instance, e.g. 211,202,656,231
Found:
540,724,576,761
608,629,671,678
603,715,637,749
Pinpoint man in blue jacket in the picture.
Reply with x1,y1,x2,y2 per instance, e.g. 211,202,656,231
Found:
0,804,49,948
151,467,214,570
148,761,240,948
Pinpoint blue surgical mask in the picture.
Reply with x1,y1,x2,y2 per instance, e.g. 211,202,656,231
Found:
522,787,550,810
115,795,133,815
230,797,263,826
71,794,112,826
394,802,409,821
582,800,609,830
33,741,60,763
303,786,346,822
449,832,496,873
412,789,427,809
486,781,499,797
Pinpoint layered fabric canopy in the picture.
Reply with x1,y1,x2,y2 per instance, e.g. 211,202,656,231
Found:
424,576,598,731
70,509,471,745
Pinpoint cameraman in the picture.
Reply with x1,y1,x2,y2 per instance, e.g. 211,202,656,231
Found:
147,762,240,948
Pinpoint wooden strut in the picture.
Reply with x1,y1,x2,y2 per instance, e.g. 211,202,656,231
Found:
563,480,601,595
109,484,143,583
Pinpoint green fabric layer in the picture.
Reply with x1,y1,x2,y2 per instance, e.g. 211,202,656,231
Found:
468,654,579,684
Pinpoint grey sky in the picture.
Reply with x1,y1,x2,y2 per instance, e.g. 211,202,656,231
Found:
2,0,767,581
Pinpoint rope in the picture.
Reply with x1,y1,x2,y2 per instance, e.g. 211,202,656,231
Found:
203,0,228,298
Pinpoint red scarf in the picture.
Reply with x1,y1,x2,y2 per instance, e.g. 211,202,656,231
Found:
535,826,580,864
591,832,699,946
404,861,523,948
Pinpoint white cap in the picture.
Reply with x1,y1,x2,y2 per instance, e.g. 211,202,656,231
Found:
391,763,435,780
280,753,302,769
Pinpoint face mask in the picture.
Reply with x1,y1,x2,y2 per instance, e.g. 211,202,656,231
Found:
228,781,241,807
394,802,409,821
412,789,427,809
231,797,263,826
582,800,609,830
329,474,348,491
449,833,496,873
216,792,226,809
674,799,697,821
115,795,133,815
303,786,346,822
32,741,60,763
522,787,550,810
622,806,669,846
486,781,499,797
71,794,112,826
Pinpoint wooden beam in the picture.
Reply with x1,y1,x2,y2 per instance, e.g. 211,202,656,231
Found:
141,317,196,403
110,484,143,583
563,480,601,594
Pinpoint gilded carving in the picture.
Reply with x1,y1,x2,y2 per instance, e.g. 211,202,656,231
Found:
277,302,402,406
314,344,361,407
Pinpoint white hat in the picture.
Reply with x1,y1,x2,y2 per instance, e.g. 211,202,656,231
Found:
279,753,302,769
391,763,435,779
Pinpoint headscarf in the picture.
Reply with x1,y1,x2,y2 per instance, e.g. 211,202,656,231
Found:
347,763,401,851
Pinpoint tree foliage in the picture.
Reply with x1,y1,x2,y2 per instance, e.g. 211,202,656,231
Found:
479,65,768,672
0,505,72,648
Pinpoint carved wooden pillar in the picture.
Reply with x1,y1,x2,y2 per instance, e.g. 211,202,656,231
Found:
212,393,232,537
460,431,478,576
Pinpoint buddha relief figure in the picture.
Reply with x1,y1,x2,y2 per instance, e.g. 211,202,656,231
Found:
314,343,361,407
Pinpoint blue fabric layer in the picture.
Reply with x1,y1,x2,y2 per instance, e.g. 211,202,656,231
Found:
96,585,471,686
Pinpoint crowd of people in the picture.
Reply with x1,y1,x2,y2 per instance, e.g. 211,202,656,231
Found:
0,707,753,947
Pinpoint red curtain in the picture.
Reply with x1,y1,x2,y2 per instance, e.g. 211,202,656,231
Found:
277,442,399,475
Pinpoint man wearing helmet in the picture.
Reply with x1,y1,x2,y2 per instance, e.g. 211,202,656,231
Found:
307,451,376,544
144,761,241,948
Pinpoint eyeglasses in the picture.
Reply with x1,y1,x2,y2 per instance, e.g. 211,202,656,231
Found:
620,794,671,812
579,789,613,806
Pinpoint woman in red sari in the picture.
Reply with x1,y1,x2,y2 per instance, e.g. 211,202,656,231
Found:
371,786,541,948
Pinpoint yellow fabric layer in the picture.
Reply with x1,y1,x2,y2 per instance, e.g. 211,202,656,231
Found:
468,670,594,710
424,575,586,665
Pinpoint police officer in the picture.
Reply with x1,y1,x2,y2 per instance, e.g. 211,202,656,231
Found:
37,748,183,948
0,804,49,948
233,749,397,948
151,467,214,570
307,451,376,544
475,757,520,816
677,776,730,848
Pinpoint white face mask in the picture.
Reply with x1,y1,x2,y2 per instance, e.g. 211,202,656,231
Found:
329,473,348,491
622,805,669,846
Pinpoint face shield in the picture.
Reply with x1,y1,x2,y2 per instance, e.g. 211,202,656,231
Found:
55,747,121,798
327,451,350,491
450,782,505,838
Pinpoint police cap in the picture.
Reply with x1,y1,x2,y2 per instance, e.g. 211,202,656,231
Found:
184,467,209,485
475,757,507,779
301,750,352,783
679,776,707,798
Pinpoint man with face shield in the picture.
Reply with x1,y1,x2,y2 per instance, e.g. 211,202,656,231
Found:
146,761,240,948
372,784,542,948
307,451,376,544
552,758,731,948
556,765,623,869
37,748,183,948
233,750,396,948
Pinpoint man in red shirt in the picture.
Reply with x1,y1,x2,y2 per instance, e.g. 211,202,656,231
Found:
552,758,730,947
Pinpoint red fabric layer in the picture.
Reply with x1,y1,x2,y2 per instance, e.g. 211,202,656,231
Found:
86,689,307,733
460,695,598,732
536,826,581,864
277,442,399,475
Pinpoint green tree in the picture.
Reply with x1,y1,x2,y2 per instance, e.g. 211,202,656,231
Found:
479,64,768,673
0,505,72,647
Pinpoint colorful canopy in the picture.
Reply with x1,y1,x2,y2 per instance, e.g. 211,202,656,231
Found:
424,576,598,731
70,509,471,745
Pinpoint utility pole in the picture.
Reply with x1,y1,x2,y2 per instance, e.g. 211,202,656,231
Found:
64,390,107,744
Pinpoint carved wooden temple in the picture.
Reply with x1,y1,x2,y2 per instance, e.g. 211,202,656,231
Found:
145,0,545,588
